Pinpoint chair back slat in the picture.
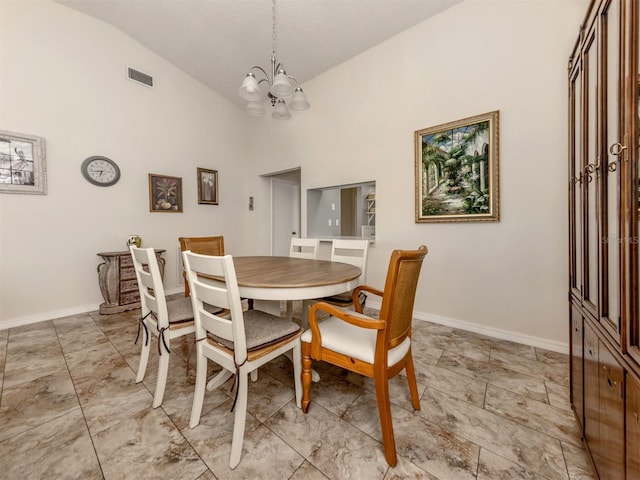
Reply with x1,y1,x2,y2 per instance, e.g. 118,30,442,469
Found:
379,246,428,348
136,269,154,289
290,238,320,259
183,251,248,361
197,304,234,342
331,239,369,284
130,246,169,329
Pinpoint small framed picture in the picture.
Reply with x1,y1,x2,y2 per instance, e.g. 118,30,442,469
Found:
0,130,47,195
197,168,218,205
149,174,183,212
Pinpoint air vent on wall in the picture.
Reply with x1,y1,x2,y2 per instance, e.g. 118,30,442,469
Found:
127,67,154,88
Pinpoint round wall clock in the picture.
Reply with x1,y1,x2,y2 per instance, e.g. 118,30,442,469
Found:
81,156,121,186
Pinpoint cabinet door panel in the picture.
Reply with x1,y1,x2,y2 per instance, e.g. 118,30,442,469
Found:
595,342,625,480
584,321,600,454
627,373,640,479
571,305,584,430
570,62,584,299
601,0,622,339
583,28,601,318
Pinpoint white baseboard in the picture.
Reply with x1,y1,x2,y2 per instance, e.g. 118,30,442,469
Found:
2,294,569,354
0,287,186,331
1,303,102,330
366,300,569,355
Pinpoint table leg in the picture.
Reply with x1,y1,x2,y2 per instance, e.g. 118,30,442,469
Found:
206,369,233,391
286,301,294,322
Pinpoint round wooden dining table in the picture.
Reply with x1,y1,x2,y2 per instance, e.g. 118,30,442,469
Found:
206,256,362,386
231,256,362,301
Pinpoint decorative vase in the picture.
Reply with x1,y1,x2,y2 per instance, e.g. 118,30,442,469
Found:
126,235,142,248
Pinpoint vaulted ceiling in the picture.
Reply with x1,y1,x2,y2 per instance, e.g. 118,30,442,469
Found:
55,0,462,108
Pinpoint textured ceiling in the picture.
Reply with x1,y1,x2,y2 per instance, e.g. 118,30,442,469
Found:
54,0,462,109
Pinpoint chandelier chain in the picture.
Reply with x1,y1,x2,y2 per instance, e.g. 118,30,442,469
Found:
272,0,277,59
238,0,309,117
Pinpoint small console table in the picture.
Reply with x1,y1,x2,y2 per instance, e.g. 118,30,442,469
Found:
96,249,165,314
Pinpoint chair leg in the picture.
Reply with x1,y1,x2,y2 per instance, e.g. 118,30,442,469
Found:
229,371,249,469
250,369,258,382
301,341,312,412
404,350,421,411
136,324,151,383
189,346,208,428
374,375,397,467
153,349,170,408
292,341,303,408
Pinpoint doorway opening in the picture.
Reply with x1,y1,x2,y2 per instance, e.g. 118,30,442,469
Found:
261,168,301,256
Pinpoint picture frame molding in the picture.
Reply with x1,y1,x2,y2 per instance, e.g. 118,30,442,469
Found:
197,167,219,205
148,173,183,213
414,110,500,223
0,130,47,195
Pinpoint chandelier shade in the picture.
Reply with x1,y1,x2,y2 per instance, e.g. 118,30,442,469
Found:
245,100,266,117
238,73,261,101
289,87,310,111
270,70,294,98
238,0,309,119
272,98,291,119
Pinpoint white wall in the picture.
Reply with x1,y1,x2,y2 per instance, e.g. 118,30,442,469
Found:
243,0,589,351
0,1,248,326
0,0,590,352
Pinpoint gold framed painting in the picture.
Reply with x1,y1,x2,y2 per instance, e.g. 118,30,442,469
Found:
415,111,499,223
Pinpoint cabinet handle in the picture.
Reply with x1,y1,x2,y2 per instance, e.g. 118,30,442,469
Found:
609,142,627,156
570,176,582,184
585,163,600,174
607,161,617,173
583,163,598,182
602,366,617,389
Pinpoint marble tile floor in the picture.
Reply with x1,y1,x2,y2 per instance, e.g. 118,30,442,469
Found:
0,305,597,480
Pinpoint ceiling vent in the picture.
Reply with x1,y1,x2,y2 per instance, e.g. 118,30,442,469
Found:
127,67,153,88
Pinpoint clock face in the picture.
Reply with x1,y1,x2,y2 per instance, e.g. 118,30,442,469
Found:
81,156,121,186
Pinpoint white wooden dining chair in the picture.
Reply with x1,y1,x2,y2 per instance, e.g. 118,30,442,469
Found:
130,246,195,408
289,238,320,259
287,238,320,320
183,250,303,469
305,239,369,312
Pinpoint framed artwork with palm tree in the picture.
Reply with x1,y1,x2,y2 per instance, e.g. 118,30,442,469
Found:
0,130,46,195
197,167,218,205
414,111,499,223
149,173,183,212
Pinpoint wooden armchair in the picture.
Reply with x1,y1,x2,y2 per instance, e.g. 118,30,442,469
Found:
178,236,225,296
301,245,428,467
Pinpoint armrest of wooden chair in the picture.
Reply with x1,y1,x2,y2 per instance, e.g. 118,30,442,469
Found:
307,301,385,358
352,285,384,313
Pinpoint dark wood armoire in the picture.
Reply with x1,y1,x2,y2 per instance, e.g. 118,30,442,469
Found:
568,0,640,478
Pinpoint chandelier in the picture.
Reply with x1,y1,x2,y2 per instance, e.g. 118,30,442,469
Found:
238,0,310,119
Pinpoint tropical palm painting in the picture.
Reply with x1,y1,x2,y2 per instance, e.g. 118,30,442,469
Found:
149,174,183,212
414,111,499,223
